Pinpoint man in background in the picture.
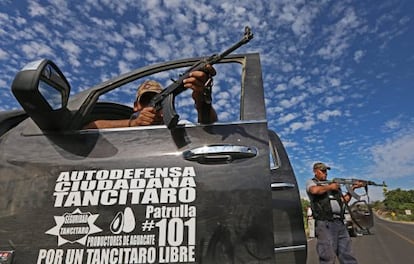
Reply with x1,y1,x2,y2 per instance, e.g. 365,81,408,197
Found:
306,162,363,264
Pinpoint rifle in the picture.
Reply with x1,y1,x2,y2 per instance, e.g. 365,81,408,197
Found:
149,26,254,129
317,178,387,201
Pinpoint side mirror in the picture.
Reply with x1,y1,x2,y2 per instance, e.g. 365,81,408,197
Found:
12,59,71,131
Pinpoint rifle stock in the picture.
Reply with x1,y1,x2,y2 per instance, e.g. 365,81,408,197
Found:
150,26,254,129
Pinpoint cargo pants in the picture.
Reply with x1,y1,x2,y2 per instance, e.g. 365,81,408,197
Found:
315,219,358,264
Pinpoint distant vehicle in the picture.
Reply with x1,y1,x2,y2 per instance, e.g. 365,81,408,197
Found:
0,53,306,263
345,200,374,237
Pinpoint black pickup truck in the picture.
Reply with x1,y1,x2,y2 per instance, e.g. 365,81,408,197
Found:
0,53,306,264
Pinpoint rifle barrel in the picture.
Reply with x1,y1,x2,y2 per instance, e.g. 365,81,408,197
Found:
216,26,254,60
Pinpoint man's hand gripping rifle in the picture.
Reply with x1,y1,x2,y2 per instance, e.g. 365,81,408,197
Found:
320,178,387,201
149,26,254,129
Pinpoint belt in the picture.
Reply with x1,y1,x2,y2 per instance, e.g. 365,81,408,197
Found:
316,217,343,222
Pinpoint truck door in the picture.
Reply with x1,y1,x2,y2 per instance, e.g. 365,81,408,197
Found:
0,54,275,264
268,130,307,263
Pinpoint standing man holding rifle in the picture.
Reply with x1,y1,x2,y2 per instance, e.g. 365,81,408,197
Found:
306,162,364,264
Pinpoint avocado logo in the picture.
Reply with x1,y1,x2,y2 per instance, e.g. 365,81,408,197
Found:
46,208,102,246
110,207,136,234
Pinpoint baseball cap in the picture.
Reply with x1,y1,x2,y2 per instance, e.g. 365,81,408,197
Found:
135,80,163,103
313,162,331,171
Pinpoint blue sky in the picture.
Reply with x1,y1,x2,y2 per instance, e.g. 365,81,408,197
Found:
1,0,413,201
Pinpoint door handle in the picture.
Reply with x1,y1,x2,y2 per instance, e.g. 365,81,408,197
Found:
183,144,257,164
271,182,295,190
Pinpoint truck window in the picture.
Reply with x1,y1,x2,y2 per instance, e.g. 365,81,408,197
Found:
95,63,242,125
269,139,281,170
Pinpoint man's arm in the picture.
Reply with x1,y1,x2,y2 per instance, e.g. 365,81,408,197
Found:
83,119,130,129
342,181,365,203
308,182,340,195
184,66,218,124
310,183,353,204
84,107,162,129
192,90,218,124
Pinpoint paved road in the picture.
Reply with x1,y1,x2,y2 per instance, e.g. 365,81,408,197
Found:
306,215,414,263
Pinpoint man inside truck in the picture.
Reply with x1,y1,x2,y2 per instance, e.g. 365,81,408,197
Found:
84,65,217,129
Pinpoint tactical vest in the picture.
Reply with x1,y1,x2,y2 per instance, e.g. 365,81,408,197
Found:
309,178,345,221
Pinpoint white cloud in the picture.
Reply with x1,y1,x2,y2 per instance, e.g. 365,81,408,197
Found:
328,78,341,87
118,61,131,74
148,38,173,61
122,22,146,38
289,119,316,132
0,78,6,88
282,139,298,148
325,95,345,106
197,22,209,34
32,22,52,39
353,50,364,63
21,41,55,59
381,115,410,132
106,47,118,58
384,119,401,131
217,111,232,121
275,83,287,92
28,1,48,17
338,139,356,146
0,48,7,60
0,12,9,21
289,75,307,87
291,4,320,37
89,17,116,28
279,4,297,23
317,109,342,122
122,48,141,62
317,7,362,60
279,93,308,109
278,112,299,125
280,62,294,72
59,40,81,56
267,106,284,114
369,130,414,180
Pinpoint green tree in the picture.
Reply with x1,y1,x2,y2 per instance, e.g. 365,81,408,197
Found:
383,189,414,213
301,198,310,216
